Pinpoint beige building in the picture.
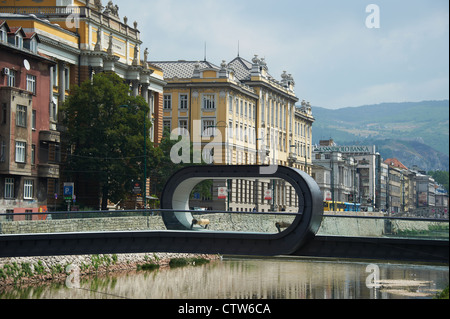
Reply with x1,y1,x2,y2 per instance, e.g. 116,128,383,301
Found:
152,55,314,212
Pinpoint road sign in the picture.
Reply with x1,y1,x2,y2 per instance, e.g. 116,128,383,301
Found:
64,183,74,200
218,187,227,199
264,189,273,200
132,181,142,196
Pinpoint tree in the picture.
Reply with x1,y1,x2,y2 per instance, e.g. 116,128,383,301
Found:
61,72,153,210
428,170,449,192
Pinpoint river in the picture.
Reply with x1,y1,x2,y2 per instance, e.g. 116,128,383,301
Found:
0,257,447,299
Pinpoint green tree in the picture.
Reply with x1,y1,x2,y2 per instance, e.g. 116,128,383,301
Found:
148,129,194,198
61,72,154,210
428,170,449,192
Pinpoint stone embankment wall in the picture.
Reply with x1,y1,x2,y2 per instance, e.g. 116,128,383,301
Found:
0,212,439,237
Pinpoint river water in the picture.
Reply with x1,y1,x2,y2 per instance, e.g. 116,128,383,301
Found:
1,257,447,299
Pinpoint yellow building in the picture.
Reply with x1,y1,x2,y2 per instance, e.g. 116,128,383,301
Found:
152,56,315,212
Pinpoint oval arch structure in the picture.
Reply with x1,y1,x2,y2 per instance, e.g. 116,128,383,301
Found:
160,165,324,256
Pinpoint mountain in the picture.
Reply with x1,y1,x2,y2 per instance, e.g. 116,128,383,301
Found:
311,100,449,171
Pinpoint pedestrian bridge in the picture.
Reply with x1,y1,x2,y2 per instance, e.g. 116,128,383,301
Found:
0,166,448,264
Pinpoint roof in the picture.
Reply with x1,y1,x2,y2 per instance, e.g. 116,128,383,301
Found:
228,56,252,81
8,26,26,37
150,60,220,79
384,158,408,170
0,20,11,32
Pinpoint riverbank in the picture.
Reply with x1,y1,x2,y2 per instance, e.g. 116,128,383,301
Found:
0,253,219,288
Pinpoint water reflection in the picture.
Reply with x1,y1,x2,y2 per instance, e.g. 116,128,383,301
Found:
1,258,448,299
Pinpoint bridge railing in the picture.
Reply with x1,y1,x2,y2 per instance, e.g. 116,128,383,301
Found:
0,210,448,241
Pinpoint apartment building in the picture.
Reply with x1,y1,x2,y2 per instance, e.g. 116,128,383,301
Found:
0,20,59,217
152,55,314,212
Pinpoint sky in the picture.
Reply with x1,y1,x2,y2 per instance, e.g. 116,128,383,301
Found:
117,0,449,109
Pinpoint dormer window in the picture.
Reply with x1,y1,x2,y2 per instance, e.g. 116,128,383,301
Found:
15,34,23,49
0,27,6,43
30,38,37,53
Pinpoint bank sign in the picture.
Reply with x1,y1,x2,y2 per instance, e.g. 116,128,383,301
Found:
314,145,375,154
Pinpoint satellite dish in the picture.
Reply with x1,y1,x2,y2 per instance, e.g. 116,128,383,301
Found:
24,59,30,71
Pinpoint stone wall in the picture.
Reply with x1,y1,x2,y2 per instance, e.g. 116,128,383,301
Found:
0,213,387,236
2,212,440,238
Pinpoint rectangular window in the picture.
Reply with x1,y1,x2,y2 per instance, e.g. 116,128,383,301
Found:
0,28,6,43
229,96,233,113
202,119,215,137
5,178,14,199
15,35,23,49
15,141,26,163
202,94,216,110
24,179,33,199
6,210,13,221
31,144,36,165
52,65,58,86
32,110,36,130
51,95,58,121
163,120,171,132
30,39,37,53
163,94,172,110
64,67,70,90
26,74,36,94
7,70,16,87
16,105,27,127
0,140,6,162
179,94,188,110
178,119,188,135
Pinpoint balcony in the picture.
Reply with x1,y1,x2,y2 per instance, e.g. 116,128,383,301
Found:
288,152,297,162
39,130,60,144
38,164,59,179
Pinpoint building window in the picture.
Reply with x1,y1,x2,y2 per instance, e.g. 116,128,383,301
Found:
178,119,188,135
32,110,36,130
202,119,215,137
163,120,171,132
0,27,6,43
202,94,216,110
5,210,13,221
16,105,27,127
5,178,14,199
51,96,58,121
52,65,58,86
7,69,16,87
30,38,37,53
179,94,188,110
64,67,70,90
27,74,36,94
229,96,233,113
15,141,26,163
163,94,172,110
24,179,33,199
31,144,36,165
15,35,23,49
0,140,5,162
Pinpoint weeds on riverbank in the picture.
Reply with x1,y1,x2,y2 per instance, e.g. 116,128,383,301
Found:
434,286,449,299
0,254,119,286
169,257,210,268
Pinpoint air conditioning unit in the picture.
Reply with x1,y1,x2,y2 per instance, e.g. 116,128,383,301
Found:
2,68,10,76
